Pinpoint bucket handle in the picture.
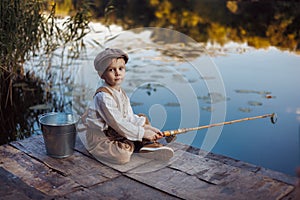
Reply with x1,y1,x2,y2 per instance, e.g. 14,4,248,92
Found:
38,112,58,121
37,113,47,128
37,112,56,127
38,113,48,121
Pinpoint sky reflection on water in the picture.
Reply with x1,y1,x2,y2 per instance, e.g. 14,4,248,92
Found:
210,47,300,176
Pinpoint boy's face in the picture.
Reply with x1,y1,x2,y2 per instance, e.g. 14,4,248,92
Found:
101,58,126,90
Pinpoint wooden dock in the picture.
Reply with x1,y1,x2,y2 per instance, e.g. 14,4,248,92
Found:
0,134,298,199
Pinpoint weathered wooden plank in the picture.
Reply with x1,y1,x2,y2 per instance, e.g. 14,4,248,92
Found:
281,189,298,200
56,176,181,200
88,175,180,200
258,167,297,185
0,167,50,200
127,166,228,200
127,158,174,174
0,145,81,197
186,145,264,175
169,150,240,185
219,170,294,200
127,150,294,200
10,135,120,187
55,188,112,200
170,150,294,199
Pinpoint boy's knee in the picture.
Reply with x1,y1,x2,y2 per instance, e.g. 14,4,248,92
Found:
112,152,132,165
115,157,130,165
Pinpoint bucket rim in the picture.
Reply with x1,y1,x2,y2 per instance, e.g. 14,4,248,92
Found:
38,112,80,126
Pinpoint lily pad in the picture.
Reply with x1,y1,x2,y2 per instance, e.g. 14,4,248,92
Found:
235,89,271,95
29,104,52,110
238,107,252,113
131,101,144,107
201,106,214,112
164,102,180,107
235,89,258,94
247,101,263,106
200,76,215,80
198,92,229,104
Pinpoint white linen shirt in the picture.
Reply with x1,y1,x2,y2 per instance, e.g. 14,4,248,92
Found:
89,86,145,141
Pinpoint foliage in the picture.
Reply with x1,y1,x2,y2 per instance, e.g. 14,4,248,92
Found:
0,0,42,74
0,0,91,144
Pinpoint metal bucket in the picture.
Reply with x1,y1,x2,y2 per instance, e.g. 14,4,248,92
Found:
38,112,80,158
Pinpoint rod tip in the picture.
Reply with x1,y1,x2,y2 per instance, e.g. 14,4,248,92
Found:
271,113,278,124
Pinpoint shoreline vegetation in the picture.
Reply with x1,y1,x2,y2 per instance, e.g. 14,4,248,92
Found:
0,0,90,144
1,0,300,145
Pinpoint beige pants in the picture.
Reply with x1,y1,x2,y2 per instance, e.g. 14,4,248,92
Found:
87,114,149,165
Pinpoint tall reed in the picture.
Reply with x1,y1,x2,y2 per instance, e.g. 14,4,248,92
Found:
0,0,90,144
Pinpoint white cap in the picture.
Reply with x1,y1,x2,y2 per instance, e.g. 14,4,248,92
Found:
94,48,128,77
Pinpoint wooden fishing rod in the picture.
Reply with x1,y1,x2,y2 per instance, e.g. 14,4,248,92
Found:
163,113,277,137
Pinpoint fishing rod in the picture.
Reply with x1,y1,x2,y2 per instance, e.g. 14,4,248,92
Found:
163,113,277,138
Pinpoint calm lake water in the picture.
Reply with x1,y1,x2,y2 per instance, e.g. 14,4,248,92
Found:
60,24,300,177
211,47,300,176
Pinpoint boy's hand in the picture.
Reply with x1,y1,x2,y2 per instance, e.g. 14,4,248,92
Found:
143,125,163,141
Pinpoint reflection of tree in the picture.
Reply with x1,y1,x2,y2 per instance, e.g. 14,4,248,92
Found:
79,0,300,52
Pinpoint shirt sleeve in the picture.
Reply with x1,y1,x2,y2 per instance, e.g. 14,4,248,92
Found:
126,96,146,126
94,92,144,141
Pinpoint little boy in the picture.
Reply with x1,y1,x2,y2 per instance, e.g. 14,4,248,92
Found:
84,48,174,164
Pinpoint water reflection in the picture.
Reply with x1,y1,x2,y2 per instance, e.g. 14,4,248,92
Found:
89,0,300,53
49,1,300,53
0,72,51,144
